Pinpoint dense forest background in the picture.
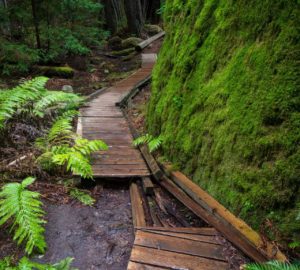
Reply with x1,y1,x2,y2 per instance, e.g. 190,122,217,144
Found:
148,0,299,247
0,0,160,75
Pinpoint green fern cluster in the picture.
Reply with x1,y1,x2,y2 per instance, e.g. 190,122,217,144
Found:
36,114,108,178
0,256,77,270
0,177,46,255
245,261,300,270
133,134,163,153
0,77,83,129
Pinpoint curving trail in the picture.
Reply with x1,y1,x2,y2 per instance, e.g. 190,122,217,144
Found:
78,55,157,178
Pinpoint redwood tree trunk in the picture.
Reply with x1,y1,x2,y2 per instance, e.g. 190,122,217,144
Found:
124,0,144,37
31,0,41,49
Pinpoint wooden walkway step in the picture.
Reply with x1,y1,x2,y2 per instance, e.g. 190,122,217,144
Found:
128,227,229,270
78,58,157,178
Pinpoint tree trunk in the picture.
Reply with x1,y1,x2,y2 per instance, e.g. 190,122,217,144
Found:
147,0,160,24
124,0,144,37
103,0,118,34
31,0,41,49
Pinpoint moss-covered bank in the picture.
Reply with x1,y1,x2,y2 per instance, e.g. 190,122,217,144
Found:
147,0,300,246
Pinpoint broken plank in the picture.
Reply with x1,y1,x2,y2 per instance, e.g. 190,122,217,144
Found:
134,230,226,261
130,183,147,228
136,228,220,245
127,261,167,270
142,177,154,195
162,165,287,262
130,245,228,270
136,226,217,236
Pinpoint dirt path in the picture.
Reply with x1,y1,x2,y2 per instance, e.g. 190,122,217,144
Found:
37,184,134,270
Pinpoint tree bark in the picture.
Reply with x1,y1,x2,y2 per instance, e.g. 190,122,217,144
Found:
147,0,160,24
103,0,118,34
31,0,41,49
124,0,144,37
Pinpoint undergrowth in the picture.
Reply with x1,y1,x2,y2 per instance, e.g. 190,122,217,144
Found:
147,0,300,248
0,256,76,270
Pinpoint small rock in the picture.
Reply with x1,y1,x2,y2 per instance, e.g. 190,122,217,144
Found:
62,85,73,93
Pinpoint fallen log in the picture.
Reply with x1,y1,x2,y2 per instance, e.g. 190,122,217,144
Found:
135,31,165,51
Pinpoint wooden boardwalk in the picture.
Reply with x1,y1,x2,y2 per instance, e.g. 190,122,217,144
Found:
128,227,229,270
78,57,156,178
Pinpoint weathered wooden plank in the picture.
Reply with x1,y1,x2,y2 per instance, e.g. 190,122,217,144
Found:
130,245,228,270
136,226,217,236
130,183,147,228
162,165,287,262
142,177,154,195
160,176,274,263
134,230,225,261
137,228,219,244
92,164,149,170
127,261,167,270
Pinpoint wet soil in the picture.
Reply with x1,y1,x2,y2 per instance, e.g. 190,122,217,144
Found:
37,184,133,270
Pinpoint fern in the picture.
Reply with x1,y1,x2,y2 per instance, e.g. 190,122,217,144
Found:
69,188,95,206
0,256,77,270
33,91,84,118
244,261,300,270
0,77,48,128
0,177,46,255
36,115,108,178
0,77,83,129
133,134,162,153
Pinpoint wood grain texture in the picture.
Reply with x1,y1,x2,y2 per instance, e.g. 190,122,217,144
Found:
76,65,155,177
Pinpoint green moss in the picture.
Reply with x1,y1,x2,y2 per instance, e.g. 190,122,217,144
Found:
111,47,135,56
147,0,300,246
37,66,75,78
121,37,143,49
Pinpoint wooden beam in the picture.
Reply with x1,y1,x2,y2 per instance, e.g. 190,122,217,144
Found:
135,31,165,51
130,182,147,229
142,177,154,195
161,166,287,262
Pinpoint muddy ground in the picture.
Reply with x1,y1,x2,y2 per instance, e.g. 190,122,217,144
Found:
37,183,133,270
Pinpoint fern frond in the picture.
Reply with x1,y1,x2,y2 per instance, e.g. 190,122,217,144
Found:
148,136,162,153
0,256,77,270
73,137,108,156
0,177,46,255
245,261,300,270
0,77,48,128
47,118,74,144
52,151,93,178
133,134,162,153
33,91,83,118
133,134,152,147
69,188,95,206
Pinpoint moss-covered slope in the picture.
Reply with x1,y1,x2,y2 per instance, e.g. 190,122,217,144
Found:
147,0,300,244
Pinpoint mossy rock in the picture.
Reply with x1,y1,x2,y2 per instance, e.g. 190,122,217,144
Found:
144,24,163,35
107,36,122,50
111,47,135,56
147,0,300,246
121,37,143,49
36,66,75,78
